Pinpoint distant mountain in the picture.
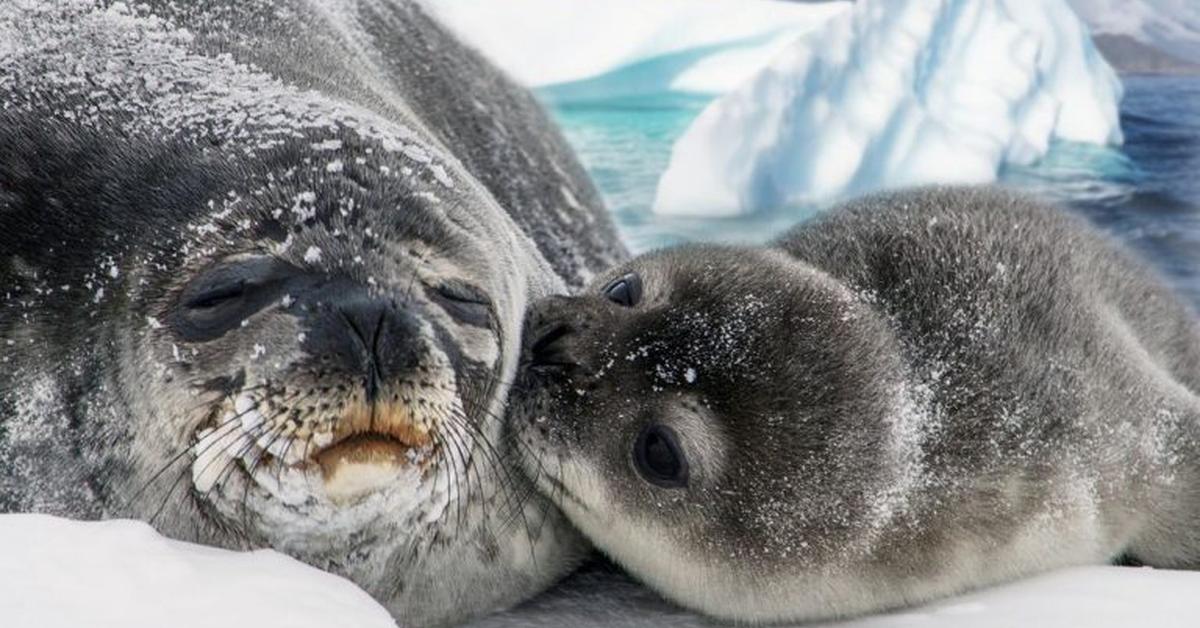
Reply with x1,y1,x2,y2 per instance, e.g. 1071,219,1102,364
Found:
1092,33,1200,75
1065,0,1200,65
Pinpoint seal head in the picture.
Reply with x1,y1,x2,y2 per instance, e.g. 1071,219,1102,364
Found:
513,246,913,621
0,1,622,625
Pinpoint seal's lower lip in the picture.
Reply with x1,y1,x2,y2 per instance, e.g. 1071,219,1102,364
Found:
313,431,435,503
315,432,411,474
310,400,439,502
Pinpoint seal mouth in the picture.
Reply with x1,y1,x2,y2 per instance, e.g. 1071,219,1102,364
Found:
316,432,412,469
192,394,444,504
312,401,438,503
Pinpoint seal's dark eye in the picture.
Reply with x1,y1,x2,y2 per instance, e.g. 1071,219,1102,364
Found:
633,424,688,489
171,257,292,342
603,272,642,307
430,281,491,328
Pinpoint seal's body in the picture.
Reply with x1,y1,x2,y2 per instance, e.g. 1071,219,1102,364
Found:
514,186,1200,623
0,1,623,626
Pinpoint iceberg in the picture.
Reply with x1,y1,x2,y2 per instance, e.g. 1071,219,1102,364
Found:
653,0,1125,217
421,0,849,97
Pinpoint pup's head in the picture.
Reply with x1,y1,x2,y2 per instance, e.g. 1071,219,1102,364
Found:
511,245,908,619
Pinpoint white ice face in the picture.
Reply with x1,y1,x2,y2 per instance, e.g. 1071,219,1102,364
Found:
652,0,1125,217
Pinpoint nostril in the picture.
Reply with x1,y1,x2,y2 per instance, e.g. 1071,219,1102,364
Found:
337,301,391,379
369,309,386,360
528,323,576,369
338,309,370,350
531,323,571,356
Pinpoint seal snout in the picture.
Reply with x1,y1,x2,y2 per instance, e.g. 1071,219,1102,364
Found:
527,322,578,372
523,294,599,376
315,296,422,400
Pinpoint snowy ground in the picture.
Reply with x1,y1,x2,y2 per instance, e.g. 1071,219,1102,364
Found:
5,514,1200,628
830,566,1199,628
0,515,397,628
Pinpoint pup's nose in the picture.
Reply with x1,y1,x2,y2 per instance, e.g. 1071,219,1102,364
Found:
526,322,576,371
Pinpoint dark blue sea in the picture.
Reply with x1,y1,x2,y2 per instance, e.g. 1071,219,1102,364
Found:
543,75,1200,308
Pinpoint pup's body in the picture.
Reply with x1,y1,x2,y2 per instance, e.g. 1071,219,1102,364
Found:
513,186,1200,623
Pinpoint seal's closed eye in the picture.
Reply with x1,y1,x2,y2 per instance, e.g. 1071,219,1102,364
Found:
603,272,642,307
634,424,688,488
171,257,293,342
430,280,492,328
186,280,245,309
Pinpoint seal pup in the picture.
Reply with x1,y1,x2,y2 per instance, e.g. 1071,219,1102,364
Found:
511,186,1200,624
0,1,624,626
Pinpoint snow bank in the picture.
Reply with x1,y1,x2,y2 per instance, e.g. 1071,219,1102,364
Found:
6,515,1200,628
832,565,1199,628
0,514,397,628
653,0,1125,216
421,0,848,95
477,564,1200,627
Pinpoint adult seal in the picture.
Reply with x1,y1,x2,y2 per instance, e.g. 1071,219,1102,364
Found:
511,186,1200,624
0,1,624,626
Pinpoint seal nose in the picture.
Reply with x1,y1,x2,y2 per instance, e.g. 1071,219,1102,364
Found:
527,323,576,371
310,296,421,400
523,295,592,374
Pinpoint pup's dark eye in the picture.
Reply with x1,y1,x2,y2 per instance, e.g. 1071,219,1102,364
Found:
171,257,292,342
430,281,491,328
603,272,642,307
633,424,688,489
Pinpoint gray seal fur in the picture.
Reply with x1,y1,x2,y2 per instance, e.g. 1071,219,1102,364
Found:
0,1,624,626
510,186,1200,624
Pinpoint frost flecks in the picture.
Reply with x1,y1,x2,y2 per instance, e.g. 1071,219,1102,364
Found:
311,139,343,151
430,163,454,188
0,373,99,514
0,0,458,206
292,192,318,224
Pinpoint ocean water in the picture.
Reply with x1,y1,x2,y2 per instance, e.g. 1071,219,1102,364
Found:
543,75,1200,307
